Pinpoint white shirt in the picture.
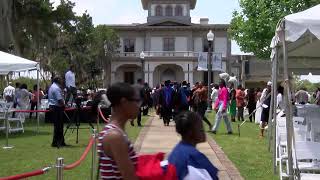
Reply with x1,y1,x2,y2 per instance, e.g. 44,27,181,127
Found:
3,85,15,97
17,89,32,108
277,93,284,110
65,70,75,88
260,88,268,102
211,89,218,103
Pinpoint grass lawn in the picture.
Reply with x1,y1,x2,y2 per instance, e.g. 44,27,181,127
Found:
0,115,149,179
206,112,278,180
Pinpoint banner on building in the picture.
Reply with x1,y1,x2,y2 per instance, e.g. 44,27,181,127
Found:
197,52,208,71
212,53,223,71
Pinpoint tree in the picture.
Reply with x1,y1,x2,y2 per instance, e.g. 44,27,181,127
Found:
90,25,120,87
229,0,320,59
0,0,119,88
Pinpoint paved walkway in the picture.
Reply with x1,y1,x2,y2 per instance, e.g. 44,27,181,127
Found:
134,115,243,180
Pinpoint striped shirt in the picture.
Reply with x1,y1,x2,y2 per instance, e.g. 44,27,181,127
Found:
98,124,137,179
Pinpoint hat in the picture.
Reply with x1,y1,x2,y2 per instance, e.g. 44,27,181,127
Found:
228,76,237,83
219,73,229,80
267,81,272,86
8,82,12,85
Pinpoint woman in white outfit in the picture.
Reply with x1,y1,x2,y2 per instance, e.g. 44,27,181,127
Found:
17,84,32,119
255,88,263,124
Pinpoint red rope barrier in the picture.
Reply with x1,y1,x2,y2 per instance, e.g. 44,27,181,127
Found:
64,137,94,170
14,109,49,113
13,106,92,113
0,169,46,180
98,107,110,123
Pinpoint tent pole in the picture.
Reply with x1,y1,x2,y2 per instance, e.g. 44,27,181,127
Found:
282,22,294,180
36,64,40,133
272,47,279,174
268,54,276,152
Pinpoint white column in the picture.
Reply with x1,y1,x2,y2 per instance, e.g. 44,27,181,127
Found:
189,71,193,86
148,71,154,88
111,71,116,84
184,71,194,86
144,72,148,82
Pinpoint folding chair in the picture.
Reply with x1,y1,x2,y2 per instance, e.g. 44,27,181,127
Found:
6,105,25,133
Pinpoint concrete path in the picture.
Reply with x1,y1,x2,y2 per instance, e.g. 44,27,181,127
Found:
134,115,243,180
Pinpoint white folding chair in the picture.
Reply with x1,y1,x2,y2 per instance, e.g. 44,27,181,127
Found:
6,105,25,133
0,102,8,131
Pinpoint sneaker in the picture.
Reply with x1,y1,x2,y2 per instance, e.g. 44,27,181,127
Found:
212,130,216,134
227,132,233,135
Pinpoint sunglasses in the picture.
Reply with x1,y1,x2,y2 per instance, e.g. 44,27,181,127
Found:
127,98,142,103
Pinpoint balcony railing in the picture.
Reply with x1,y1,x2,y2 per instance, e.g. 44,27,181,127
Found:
119,51,200,58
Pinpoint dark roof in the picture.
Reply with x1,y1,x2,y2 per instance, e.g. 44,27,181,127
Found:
106,21,229,31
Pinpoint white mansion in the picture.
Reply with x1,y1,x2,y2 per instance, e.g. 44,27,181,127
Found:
108,0,231,87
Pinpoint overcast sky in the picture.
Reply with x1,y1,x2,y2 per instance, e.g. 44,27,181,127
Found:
49,0,319,82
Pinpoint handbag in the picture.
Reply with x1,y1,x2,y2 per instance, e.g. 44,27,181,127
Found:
136,153,177,180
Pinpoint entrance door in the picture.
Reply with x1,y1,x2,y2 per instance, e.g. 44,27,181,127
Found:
161,68,176,82
124,72,134,84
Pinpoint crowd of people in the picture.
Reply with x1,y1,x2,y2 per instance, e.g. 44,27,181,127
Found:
2,65,320,179
2,82,44,119
98,82,219,180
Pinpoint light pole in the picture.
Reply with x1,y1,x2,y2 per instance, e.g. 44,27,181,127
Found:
207,30,214,110
140,51,145,83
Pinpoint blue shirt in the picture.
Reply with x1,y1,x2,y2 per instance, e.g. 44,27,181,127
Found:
48,83,63,106
168,141,218,180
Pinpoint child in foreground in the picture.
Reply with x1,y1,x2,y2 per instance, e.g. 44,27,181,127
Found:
168,111,219,180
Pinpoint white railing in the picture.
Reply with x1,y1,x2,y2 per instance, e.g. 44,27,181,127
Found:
118,51,200,58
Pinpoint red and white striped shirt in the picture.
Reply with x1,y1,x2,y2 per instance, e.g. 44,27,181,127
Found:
98,124,137,179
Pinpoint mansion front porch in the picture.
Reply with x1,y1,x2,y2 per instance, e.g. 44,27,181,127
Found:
111,51,222,87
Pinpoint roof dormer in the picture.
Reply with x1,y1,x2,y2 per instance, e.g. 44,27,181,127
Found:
141,0,197,24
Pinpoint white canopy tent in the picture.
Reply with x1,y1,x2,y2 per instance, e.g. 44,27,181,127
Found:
0,51,38,75
270,4,320,179
0,51,41,148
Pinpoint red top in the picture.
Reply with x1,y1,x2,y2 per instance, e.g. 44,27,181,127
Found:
236,89,245,107
31,90,44,103
98,124,137,179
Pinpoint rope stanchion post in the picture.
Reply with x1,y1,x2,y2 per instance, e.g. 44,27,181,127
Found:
3,104,13,149
91,129,97,180
56,157,64,180
97,105,101,132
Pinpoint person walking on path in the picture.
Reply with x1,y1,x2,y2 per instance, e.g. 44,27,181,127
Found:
228,88,236,122
97,83,140,180
193,82,212,129
177,81,191,112
48,77,67,148
159,80,175,126
246,88,256,122
131,79,145,127
260,82,272,137
211,84,219,105
169,111,218,180
212,79,233,134
236,85,245,122
65,65,77,105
